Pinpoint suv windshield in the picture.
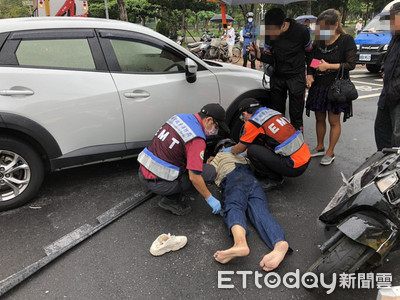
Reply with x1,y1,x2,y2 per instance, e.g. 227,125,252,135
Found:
362,13,391,33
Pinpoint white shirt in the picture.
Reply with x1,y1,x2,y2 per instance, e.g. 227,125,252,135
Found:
356,22,363,32
225,27,235,46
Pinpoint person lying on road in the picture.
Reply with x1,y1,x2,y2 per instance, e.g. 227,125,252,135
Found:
208,139,291,272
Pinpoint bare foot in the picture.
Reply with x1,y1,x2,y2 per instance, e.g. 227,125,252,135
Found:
213,245,250,264
259,241,289,272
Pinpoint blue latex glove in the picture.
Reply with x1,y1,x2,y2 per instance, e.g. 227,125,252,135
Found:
220,146,232,153
206,194,221,214
239,152,246,157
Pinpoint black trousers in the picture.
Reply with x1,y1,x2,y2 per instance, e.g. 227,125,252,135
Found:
138,164,216,201
247,144,309,180
270,72,306,131
374,102,400,151
243,49,255,69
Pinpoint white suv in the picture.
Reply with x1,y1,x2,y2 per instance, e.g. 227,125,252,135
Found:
0,17,269,210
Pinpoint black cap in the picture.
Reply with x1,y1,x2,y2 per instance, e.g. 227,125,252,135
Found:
200,103,230,133
214,138,236,155
238,98,260,113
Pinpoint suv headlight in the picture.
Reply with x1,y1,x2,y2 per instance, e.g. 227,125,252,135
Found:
377,172,399,193
356,44,360,51
383,44,389,51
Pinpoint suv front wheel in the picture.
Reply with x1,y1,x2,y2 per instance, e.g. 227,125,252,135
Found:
0,137,44,211
366,64,381,73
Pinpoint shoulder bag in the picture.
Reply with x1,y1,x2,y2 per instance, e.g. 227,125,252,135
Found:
327,64,358,104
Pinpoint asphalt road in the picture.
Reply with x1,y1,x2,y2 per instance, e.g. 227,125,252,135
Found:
1,66,398,300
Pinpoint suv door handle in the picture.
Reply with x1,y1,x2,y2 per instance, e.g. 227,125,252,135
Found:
0,89,34,96
123,90,150,99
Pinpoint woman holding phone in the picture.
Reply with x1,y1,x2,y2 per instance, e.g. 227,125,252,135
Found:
305,9,357,165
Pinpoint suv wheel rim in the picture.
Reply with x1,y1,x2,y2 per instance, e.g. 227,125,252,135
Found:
0,150,31,201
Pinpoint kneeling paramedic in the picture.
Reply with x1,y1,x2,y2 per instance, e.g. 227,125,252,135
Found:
138,103,230,216
221,98,310,191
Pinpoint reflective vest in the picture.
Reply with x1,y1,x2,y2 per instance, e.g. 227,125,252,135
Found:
249,107,310,168
137,114,205,181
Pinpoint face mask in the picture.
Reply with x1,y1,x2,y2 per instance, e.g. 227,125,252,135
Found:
227,26,232,29
248,18,253,23
319,30,333,40
204,120,218,136
205,125,217,136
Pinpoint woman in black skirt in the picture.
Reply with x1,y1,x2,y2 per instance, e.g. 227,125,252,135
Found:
306,9,357,165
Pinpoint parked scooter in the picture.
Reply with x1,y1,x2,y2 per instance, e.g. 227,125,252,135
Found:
200,30,215,42
308,148,400,277
188,41,211,59
188,30,215,59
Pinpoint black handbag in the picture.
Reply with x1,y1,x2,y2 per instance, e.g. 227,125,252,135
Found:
327,64,358,104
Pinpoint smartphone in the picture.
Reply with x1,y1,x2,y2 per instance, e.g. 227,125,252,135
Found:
310,59,322,68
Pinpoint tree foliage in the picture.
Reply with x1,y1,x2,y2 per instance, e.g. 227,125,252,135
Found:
0,0,394,26
0,0,31,18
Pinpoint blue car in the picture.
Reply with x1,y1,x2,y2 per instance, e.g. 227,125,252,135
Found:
355,12,391,73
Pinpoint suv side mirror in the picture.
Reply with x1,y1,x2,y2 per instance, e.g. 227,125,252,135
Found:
185,58,197,83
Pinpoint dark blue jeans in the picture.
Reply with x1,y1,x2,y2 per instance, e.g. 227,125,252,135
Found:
220,164,288,250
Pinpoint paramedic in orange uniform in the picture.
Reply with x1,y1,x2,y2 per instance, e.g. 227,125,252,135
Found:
221,98,311,191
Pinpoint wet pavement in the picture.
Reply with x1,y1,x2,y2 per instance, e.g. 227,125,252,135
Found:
0,67,398,300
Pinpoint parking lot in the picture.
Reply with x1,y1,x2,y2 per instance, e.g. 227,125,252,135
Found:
1,66,398,300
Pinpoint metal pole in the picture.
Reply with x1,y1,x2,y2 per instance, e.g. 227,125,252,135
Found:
0,191,155,296
104,0,109,19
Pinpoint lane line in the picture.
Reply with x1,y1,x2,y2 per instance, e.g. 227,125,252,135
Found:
351,74,380,79
352,80,383,87
357,93,381,99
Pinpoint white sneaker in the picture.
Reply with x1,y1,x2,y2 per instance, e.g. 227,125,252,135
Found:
150,233,187,256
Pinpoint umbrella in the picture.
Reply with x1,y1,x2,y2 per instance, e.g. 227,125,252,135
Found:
295,15,317,24
210,14,235,23
219,0,311,5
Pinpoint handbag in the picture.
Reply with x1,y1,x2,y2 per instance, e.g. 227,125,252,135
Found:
327,64,358,104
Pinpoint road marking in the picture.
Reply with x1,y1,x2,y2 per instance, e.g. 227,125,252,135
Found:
351,74,380,78
352,80,383,87
355,85,382,92
357,93,381,99
351,68,369,73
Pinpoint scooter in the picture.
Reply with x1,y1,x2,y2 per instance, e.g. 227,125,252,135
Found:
308,147,400,277
188,31,215,59
189,40,212,59
200,30,215,42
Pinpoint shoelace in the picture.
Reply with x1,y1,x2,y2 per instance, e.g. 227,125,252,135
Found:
161,233,172,244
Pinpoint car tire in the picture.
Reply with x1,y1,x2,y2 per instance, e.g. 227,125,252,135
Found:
0,137,44,211
229,111,245,142
366,64,381,73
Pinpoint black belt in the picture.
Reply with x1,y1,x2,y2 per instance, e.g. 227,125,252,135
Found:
146,177,164,183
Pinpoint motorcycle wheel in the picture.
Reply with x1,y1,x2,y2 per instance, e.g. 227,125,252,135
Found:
307,237,368,278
